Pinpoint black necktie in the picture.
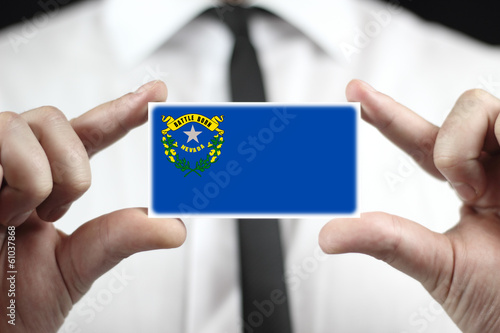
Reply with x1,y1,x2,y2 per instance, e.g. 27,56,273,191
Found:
207,5,293,333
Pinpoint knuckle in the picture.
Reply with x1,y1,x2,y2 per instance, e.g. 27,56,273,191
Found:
360,212,402,263
108,95,133,133
0,111,24,131
459,88,491,101
50,140,92,186
451,89,495,120
434,154,460,171
66,140,91,165
62,171,92,197
456,89,494,110
26,178,53,202
382,215,403,264
38,106,68,125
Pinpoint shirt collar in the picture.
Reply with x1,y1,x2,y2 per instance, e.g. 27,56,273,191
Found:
102,0,361,67
256,0,361,63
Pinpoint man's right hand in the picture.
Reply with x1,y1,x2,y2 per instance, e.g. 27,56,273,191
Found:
0,80,186,333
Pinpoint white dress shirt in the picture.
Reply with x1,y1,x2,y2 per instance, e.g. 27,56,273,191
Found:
1,0,500,332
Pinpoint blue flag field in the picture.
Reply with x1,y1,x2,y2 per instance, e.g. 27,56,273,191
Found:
148,103,358,218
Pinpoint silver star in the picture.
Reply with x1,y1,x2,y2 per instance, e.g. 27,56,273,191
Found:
183,125,202,143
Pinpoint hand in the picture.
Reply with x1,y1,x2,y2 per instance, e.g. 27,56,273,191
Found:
320,79,500,333
0,81,186,333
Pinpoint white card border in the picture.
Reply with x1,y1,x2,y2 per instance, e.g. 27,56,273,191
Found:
148,102,361,219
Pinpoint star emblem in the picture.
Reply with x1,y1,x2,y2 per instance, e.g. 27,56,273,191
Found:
183,125,202,143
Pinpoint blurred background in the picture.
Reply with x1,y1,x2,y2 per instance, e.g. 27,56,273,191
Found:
1,0,500,44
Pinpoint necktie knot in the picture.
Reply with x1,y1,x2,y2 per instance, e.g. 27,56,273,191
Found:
219,5,251,38
206,4,266,102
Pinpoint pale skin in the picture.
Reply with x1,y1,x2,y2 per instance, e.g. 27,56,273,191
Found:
0,80,186,333
1,78,499,332
320,79,500,333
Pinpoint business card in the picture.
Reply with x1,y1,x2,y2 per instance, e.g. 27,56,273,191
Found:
148,103,359,218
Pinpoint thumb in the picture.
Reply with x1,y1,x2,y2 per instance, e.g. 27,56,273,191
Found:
319,212,453,300
55,208,186,302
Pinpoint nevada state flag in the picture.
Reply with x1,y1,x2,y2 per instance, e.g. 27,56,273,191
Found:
149,103,358,218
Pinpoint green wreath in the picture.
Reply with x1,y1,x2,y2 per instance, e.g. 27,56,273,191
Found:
162,133,223,177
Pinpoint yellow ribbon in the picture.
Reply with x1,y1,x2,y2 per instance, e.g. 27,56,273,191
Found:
162,114,224,135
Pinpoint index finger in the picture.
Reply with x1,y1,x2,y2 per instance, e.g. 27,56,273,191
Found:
70,80,167,158
346,79,444,180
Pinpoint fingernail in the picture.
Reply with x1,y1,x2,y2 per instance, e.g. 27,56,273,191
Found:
8,210,33,226
453,182,476,202
134,80,159,94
